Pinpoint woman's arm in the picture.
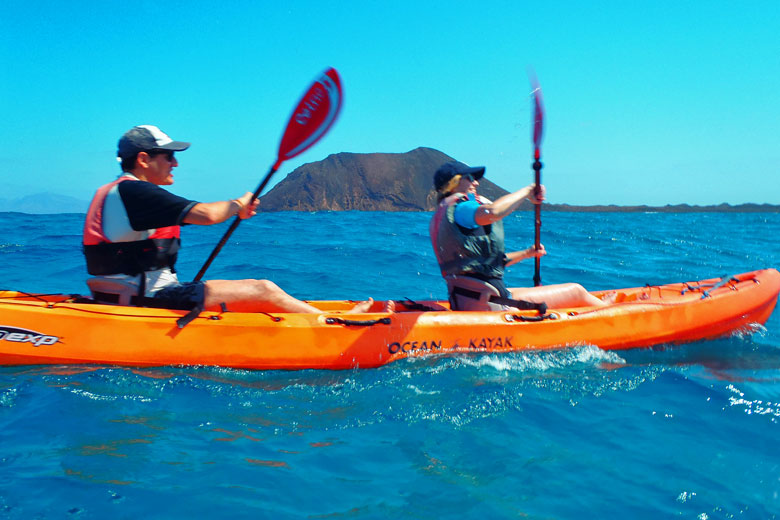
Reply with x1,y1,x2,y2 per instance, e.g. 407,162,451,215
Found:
505,244,546,267
474,184,545,225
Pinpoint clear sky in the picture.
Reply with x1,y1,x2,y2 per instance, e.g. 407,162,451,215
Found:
2,1,779,206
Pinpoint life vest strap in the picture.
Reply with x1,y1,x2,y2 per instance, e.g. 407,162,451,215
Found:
83,238,179,276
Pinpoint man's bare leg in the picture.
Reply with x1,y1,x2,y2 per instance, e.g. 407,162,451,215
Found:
204,279,376,313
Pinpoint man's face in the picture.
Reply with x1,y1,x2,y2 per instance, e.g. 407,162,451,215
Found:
141,150,178,185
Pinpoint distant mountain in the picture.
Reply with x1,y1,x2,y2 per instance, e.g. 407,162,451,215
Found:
2,156,779,214
257,149,780,213
0,193,88,214
256,147,510,212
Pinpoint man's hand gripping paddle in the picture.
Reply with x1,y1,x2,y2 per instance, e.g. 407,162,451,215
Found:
529,73,545,287
194,68,343,281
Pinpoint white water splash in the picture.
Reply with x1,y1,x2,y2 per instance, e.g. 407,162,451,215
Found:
67,387,154,403
727,383,780,418
456,345,626,373
0,387,17,407
407,384,440,396
677,491,697,503
730,323,767,340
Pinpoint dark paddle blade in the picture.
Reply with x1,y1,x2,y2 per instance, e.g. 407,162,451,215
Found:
528,72,545,286
194,68,343,282
275,67,343,169
530,74,545,160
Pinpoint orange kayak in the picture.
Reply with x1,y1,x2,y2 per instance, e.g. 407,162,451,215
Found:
0,269,778,370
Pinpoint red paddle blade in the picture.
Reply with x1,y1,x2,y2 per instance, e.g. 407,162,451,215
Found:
529,74,545,160
276,68,343,168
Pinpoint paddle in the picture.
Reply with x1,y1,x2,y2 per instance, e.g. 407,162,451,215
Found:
194,68,343,281
529,73,545,287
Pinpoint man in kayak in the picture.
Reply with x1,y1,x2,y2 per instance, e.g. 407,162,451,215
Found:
429,161,612,310
83,125,374,313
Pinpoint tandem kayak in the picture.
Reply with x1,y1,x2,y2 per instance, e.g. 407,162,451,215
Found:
0,269,778,370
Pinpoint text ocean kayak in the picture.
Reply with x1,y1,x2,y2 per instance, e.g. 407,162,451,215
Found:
0,269,778,370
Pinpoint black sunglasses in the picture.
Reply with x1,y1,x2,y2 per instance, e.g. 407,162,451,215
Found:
147,150,175,162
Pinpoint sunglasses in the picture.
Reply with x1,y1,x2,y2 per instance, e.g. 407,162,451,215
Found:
148,150,175,162
462,173,477,182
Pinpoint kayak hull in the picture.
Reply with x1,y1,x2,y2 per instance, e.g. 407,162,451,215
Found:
1,269,778,370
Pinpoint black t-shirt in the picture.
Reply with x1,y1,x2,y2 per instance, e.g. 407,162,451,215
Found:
117,181,197,231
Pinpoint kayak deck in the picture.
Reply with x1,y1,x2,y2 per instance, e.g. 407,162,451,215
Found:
0,269,778,370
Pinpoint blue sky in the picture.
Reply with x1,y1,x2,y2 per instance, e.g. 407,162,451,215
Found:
2,1,779,206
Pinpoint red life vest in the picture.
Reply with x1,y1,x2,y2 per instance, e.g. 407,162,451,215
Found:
82,177,181,276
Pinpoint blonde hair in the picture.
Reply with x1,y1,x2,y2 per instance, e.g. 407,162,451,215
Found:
436,174,462,201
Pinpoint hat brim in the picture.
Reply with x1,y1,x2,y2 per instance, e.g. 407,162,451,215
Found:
467,166,486,181
154,140,191,152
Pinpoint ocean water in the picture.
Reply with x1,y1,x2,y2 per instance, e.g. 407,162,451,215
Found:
1,210,779,519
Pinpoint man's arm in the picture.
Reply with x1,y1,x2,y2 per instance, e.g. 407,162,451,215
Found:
183,192,257,225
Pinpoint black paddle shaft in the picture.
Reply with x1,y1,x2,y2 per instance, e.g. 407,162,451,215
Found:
533,158,542,287
193,164,278,282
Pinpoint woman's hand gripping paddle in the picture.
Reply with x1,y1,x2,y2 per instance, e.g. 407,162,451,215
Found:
529,73,545,287
194,68,343,281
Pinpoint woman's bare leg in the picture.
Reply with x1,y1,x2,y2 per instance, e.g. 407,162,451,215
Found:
510,283,609,309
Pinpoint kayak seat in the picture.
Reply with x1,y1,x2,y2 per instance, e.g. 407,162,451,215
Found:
86,277,140,306
445,275,507,311
445,276,548,314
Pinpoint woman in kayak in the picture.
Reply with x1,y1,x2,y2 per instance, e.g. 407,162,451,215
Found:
83,125,375,314
429,161,613,311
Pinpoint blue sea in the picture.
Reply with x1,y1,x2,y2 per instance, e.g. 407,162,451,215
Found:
1,210,779,519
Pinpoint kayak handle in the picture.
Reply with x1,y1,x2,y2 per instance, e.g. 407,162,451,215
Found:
506,313,557,323
325,317,391,327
